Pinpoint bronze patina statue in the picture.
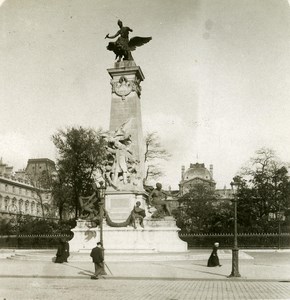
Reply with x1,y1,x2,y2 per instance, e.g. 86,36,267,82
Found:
105,20,152,62
148,183,171,218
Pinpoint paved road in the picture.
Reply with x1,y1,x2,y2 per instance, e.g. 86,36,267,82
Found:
0,250,289,299
1,277,290,300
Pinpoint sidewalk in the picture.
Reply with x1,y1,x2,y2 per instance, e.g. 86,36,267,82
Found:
0,249,289,281
1,250,290,300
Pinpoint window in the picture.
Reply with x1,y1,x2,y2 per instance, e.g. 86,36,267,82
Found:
31,202,35,214
19,199,23,212
37,204,40,215
25,201,29,213
5,184,8,192
4,197,9,211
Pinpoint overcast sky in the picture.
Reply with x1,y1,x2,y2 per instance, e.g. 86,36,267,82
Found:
1,0,290,189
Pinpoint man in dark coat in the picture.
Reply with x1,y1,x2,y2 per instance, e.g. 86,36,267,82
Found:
90,242,107,279
55,238,69,263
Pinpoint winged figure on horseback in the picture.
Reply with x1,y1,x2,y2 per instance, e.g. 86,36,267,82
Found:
105,20,152,62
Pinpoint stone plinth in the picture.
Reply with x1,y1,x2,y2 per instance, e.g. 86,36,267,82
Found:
69,218,187,253
105,189,148,222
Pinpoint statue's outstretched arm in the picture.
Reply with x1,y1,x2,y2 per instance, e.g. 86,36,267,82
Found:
105,31,120,39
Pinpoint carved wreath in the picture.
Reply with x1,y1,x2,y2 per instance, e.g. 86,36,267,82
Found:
111,76,141,100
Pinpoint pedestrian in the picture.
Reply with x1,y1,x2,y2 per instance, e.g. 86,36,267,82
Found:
55,238,70,263
90,242,107,279
207,242,222,267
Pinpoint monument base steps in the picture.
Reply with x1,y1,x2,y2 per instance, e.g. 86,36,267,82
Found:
69,219,187,253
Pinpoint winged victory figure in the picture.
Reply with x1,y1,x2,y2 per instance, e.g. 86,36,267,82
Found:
105,20,152,62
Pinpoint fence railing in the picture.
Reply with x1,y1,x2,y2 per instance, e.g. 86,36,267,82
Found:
179,233,290,249
0,234,73,249
1,232,289,249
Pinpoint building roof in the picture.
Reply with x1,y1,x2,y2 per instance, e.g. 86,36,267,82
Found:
183,163,214,182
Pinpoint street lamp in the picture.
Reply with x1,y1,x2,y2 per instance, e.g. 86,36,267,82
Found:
97,181,106,246
229,181,241,277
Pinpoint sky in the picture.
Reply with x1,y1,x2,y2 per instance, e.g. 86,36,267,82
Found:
1,0,290,190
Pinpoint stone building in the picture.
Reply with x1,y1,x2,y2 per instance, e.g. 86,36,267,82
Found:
179,163,216,196
25,158,56,186
0,158,56,220
177,162,234,202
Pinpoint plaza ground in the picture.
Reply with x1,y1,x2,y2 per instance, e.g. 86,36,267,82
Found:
0,249,289,299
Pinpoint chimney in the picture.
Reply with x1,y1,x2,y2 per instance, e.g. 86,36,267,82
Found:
181,165,185,181
210,164,213,178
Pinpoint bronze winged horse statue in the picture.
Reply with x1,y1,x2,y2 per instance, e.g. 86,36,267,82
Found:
105,20,152,62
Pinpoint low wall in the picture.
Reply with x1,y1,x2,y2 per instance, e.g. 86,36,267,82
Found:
179,233,290,249
1,232,289,249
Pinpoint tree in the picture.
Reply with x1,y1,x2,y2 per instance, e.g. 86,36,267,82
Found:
26,170,53,219
144,132,171,182
176,183,227,233
52,126,107,219
236,148,290,232
51,169,73,221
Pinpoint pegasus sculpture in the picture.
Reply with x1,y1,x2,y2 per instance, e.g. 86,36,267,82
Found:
105,20,152,62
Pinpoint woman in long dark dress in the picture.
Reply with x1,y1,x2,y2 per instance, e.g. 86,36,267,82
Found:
55,238,70,263
207,242,221,267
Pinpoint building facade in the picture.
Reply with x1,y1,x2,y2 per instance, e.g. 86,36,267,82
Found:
0,159,56,220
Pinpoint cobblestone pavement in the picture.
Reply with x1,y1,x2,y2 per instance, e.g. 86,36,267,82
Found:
0,250,289,299
1,277,290,300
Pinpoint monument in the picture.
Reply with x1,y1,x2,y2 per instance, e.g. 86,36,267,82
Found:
69,21,187,253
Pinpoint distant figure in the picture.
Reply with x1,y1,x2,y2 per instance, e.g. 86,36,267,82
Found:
130,201,146,228
105,20,152,62
149,183,171,218
90,242,107,279
55,238,70,263
207,242,221,267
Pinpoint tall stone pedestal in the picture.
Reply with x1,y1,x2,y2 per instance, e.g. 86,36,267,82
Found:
69,60,187,253
69,218,187,253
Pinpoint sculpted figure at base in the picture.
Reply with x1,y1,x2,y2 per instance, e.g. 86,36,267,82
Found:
105,20,152,62
130,201,146,228
79,183,105,224
101,120,141,190
148,183,171,218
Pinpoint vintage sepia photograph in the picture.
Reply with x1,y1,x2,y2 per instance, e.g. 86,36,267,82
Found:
1,0,290,299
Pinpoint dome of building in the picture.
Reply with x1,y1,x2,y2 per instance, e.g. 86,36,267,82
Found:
183,163,213,182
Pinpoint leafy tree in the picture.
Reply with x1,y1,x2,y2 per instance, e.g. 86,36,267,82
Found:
52,126,106,219
176,183,227,233
144,132,171,182
236,148,290,232
51,168,74,221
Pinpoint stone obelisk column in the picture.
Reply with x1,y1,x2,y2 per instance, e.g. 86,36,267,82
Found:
105,60,147,221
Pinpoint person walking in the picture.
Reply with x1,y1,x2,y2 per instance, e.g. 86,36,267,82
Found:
90,242,107,279
207,242,222,267
55,238,70,263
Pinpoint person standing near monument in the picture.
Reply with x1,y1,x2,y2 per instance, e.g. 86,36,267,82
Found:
207,242,222,267
90,242,107,279
148,183,171,217
55,238,70,263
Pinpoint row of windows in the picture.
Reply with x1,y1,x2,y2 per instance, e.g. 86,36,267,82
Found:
0,183,35,197
0,196,41,215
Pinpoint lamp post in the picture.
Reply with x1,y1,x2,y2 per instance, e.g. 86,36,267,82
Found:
97,181,106,246
229,181,241,277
